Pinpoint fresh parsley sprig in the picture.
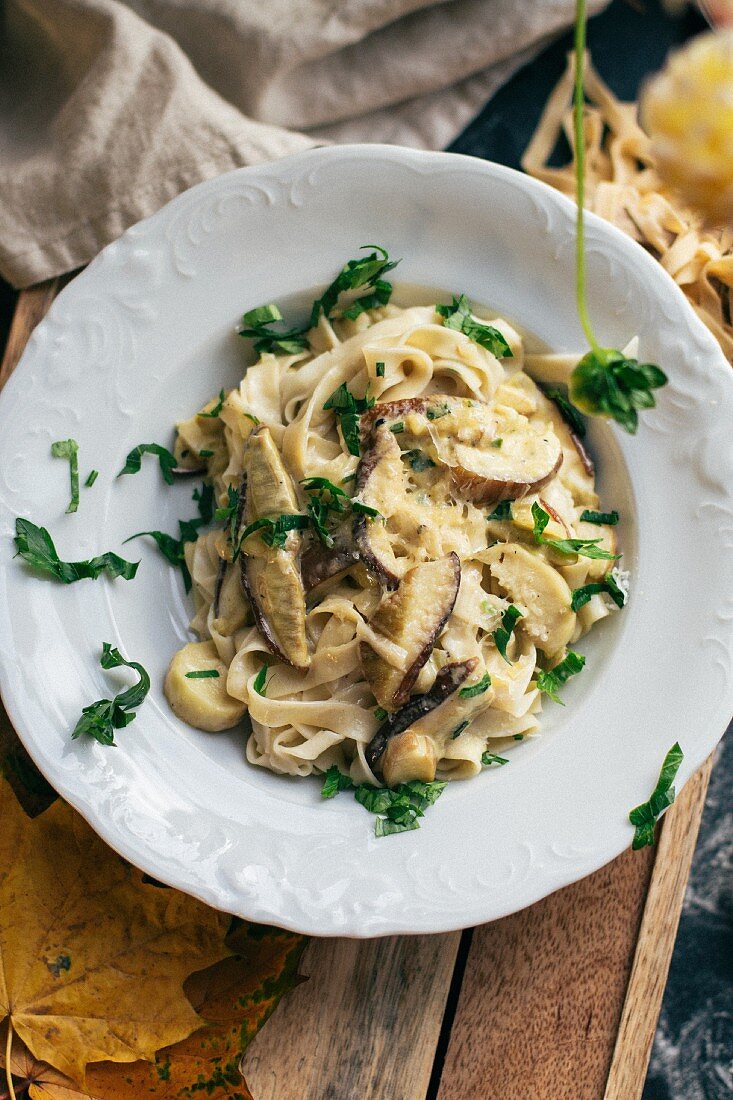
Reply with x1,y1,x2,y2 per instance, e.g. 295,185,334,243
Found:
493,605,523,663
323,382,375,456
240,304,311,356
301,477,349,548
629,742,683,849
536,650,585,704
570,0,667,433
118,443,178,485
238,514,309,553
14,518,138,583
436,295,513,358
123,481,214,591
460,672,492,698
51,439,80,514
198,389,226,419
531,502,619,560
571,573,626,612
72,643,150,746
320,767,446,837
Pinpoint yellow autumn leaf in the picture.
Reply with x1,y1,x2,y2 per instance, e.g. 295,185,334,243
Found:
2,924,307,1100
0,777,232,1087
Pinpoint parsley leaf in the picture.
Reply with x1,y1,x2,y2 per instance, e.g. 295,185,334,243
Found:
239,303,310,356
198,390,226,419
375,361,386,378
451,720,470,740
436,295,513,358
629,743,683,849
543,387,587,438
118,443,178,485
72,642,150,746
374,707,388,721
51,439,80,514
14,519,138,583
488,499,513,521
571,573,626,611
351,501,381,518
253,664,270,696
536,650,586,704
323,382,375,456
310,245,398,327
580,509,619,525
85,470,99,488
238,514,309,553
426,403,451,421
321,766,354,799
301,477,349,548
531,502,619,560
460,672,492,698
185,669,220,679
403,449,435,472
493,604,523,663
123,480,213,591
481,752,509,766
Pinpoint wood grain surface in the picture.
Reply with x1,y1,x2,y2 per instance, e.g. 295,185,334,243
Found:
0,283,716,1100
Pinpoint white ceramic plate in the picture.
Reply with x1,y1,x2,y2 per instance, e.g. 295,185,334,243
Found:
1,146,732,937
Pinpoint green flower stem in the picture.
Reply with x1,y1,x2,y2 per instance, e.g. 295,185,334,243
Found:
574,0,599,354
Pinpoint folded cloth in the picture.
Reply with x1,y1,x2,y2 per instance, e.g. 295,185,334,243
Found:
0,0,606,288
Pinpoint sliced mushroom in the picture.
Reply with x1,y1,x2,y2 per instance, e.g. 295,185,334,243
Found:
362,395,562,504
382,731,437,786
484,542,576,657
366,658,477,777
300,521,361,598
353,426,405,589
361,554,461,710
164,641,246,732
239,428,310,671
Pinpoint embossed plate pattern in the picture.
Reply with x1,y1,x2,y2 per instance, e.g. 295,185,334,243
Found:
0,147,731,936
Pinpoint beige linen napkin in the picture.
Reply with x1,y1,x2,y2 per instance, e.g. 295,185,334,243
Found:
0,0,605,288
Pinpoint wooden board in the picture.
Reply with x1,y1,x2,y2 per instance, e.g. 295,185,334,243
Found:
0,283,715,1100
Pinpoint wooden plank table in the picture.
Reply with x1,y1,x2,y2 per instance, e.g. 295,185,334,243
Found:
0,283,715,1100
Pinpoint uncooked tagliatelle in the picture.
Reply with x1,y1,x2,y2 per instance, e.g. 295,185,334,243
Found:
163,292,625,790
523,51,733,364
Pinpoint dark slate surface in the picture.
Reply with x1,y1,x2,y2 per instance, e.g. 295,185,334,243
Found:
449,2,732,1096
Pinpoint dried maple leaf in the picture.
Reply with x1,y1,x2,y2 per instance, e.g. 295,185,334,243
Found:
0,777,232,1087
2,925,307,1100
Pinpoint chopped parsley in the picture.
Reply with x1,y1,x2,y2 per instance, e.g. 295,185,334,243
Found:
123,481,213,591
536,650,585,704
460,673,492,698
493,604,523,663
72,642,150,746
426,403,451,421
198,389,226,419
351,501,381,518
374,707,388,721
488,499,513,521
531,502,619,560
239,303,310,356
436,295,513,358
321,766,354,799
481,752,509,767
14,519,138,583
629,743,683,849
323,771,446,836
491,438,503,449
301,477,349,548
404,449,435,472
199,449,214,458
118,443,178,485
389,421,405,434
571,573,626,611
323,382,375,456
185,669,220,679
85,470,99,488
239,514,309,553
451,720,470,739
375,361,386,378
543,386,587,437
51,439,80,514
253,664,270,696
580,509,620,525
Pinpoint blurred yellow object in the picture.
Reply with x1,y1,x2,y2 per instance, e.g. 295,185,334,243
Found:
523,51,733,363
641,31,733,225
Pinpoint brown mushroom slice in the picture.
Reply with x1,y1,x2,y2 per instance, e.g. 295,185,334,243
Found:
361,554,461,710
362,395,562,504
366,658,477,777
484,542,576,657
239,428,310,671
300,522,361,598
353,426,405,590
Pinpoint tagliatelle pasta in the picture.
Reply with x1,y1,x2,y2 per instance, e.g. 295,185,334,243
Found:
164,290,625,792
523,51,733,363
